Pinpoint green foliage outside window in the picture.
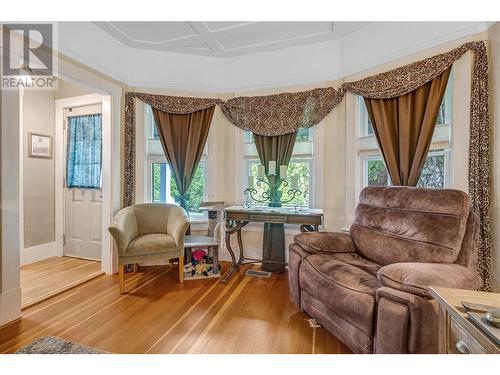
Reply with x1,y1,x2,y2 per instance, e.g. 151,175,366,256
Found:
367,159,388,186
366,153,445,189
417,154,445,189
152,163,162,202
249,160,310,207
170,162,205,213
152,162,205,213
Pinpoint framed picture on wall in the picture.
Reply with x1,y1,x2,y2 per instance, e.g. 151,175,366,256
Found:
28,132,52,159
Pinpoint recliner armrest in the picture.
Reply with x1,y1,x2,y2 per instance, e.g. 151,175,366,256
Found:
293,231,356,254
377,262,481,298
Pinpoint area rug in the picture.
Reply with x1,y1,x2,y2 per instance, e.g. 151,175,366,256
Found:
15,336,109,354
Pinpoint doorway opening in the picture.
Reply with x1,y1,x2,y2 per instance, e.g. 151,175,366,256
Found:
20,79,111,308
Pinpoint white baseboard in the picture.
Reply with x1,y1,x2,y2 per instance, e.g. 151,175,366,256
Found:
0,287,21,327
21,241,58,265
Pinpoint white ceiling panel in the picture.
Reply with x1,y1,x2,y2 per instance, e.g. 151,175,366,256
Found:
204,21,255,32
93,21,371,57
217,22,334,50
106,21,197,43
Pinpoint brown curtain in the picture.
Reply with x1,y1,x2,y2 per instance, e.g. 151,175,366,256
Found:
253,131,297,204
254,131,297,176
152,106,215,210
364,67,451,186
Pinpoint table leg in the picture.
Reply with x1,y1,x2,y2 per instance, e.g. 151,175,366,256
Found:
262,223,285,273
220,220,249,283
221,223,238,283
237,227,245,265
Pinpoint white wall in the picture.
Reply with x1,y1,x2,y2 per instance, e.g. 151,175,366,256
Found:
0,87,22,326
57,22,129,84
339,22,492,78
127,49,225,92
23,90,56,248
225,39,341,91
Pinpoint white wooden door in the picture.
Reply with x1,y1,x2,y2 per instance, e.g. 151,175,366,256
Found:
64,104,102,260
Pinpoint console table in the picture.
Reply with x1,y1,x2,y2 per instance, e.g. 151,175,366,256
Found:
221,206,323,282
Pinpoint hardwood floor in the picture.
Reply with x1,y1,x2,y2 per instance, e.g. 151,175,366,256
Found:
21,256,103,308
1,262,351,354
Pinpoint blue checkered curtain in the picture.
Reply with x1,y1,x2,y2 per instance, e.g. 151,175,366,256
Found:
66,113,102,189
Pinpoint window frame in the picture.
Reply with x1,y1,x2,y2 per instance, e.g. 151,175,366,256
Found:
360,148,451,189
358,96,374,138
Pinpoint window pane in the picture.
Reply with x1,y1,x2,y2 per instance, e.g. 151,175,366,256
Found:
366,116,374,135
152,163,169,203
417,154,445,189
244,131,254,143
151,162,205,212
283,161,310,206
296,128,311,141
359,97,374,136
364,154,445,189
366,159,388,186
248,161,268,200
435,100,446,125
247,160,310,207
170,162,205,213
145,105,158,138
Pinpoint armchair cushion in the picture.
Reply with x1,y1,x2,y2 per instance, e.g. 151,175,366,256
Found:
377,262,481,298
126,233,178,256
294,231,356,254
120,233,180,264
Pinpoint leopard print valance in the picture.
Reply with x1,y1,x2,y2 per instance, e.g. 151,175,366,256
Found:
342,41,484,99
132,92,222,114
220,87,345,136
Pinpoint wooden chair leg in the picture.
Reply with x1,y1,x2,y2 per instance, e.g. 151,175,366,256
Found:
119,264,125,294
178,256,184,284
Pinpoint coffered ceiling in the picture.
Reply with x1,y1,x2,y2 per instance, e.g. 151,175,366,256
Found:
93,21,371,57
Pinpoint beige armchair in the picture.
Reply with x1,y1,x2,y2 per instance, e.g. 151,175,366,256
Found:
108,203,190,293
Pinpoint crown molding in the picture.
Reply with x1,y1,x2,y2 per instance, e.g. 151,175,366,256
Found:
60,22,496,94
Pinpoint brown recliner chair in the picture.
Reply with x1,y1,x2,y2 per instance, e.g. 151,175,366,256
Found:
289,186,481,354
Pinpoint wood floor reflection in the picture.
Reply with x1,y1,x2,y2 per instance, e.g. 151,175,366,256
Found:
1,262,351,354
21,256,103,308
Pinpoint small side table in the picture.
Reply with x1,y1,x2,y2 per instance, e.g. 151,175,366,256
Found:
429,286,500,354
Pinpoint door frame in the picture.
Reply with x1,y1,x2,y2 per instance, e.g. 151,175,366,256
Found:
55,94,112,274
